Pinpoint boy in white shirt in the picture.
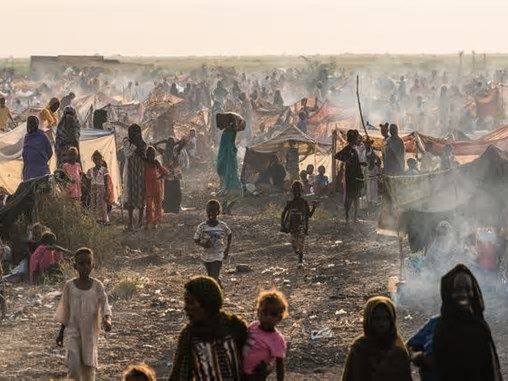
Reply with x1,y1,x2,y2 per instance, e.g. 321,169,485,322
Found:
194,200,232,285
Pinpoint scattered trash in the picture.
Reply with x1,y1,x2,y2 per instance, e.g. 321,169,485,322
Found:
310,328,334,340
404,314,413,320
326,263,335,268
335,309,347,315
309,315,317,320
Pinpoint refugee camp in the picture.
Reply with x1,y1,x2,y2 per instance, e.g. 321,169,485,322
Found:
1,1,508,380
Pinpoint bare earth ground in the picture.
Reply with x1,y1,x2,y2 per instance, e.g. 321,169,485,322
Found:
1,168,507,380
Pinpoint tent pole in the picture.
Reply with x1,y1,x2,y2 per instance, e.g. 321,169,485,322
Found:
331,129,337,184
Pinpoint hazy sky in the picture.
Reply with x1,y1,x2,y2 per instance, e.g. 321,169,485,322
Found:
4,0,507,56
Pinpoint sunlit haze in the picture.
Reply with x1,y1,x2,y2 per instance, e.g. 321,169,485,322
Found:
4,0,507,57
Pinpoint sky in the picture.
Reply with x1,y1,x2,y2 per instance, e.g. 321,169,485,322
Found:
3,0,507,57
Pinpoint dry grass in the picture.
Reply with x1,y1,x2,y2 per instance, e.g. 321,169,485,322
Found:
33,190,119,266
110,274,145,300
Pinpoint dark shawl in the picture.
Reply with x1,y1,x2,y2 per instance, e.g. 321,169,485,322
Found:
432,264,502,381
342,296,412,381
55,106,80,167
169,311,247,381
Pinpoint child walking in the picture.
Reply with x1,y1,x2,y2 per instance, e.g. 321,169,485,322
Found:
194,200,232,283
62,146,82,202
55,248,112,381
342,296,412,381
243,289,288,381
144,146,169,229
86,151,110,224
281,181,317,267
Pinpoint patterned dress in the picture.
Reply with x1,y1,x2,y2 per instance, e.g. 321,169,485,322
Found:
122,143,145,209
87,166,109,223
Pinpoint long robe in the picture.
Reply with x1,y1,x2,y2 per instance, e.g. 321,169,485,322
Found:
22,130,53,181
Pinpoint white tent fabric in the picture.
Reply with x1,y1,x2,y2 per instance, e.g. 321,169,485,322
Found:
0,126,121,200
248,124,331,154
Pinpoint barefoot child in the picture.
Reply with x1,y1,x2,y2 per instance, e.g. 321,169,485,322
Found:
144,146,169,229
62,147,82,201
194,200,232,283
87,151,110,224
280,181,318,267
243,289,288,381
55,248,112,381
169,276,247,381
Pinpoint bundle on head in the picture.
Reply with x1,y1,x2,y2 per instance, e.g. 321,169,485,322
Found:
215,112,246,131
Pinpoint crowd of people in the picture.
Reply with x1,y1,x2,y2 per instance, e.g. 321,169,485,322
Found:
0,60,507,380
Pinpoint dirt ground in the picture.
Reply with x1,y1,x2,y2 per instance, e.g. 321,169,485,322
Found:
1,168,507,380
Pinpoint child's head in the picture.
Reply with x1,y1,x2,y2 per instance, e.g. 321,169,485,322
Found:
92,150,103,167
407,158,417,170
184,276,223,322
306,164,314,175
317,165,326,175
299,170,307,182
67,146,78,163
206,199,221,221
40,231,56,246
256,289,288,331
146,146,156,162
363,296,396,342
122,363,156,381
74,247,94,279
291,180,303,197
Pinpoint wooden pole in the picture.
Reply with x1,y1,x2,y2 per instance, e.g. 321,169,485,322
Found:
331,129,337,185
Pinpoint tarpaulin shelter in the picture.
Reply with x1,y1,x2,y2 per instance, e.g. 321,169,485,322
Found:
380,146,508,256
74,92,120,126
241,124,332,183
0,124,121,200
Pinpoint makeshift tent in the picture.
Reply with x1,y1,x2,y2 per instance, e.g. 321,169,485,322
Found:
0,124,121,200
380,146,508,252
241,124,332,183
74,92,120,125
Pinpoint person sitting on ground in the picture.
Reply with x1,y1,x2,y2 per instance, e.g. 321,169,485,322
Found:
405,158,420,176
122,363,156,381
280,181,318,267
169,276,247,381
193,200,232,284
342,296,412,381
55,248,112,381
299,170,311,194
257,156,287,192
243,289,288,381
29,232,64,284
306,164,315,190
432,264,502,381
314,165,330,195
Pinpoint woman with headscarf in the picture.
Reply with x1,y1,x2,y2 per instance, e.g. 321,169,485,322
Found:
216,112,244,215
432,264,502,381
55,106,81,168
154,136,186,213
22,116,53,181
342,296,412,381
122,124,146,230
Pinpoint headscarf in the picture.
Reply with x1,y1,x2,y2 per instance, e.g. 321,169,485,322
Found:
128,123,146,157
432,264,502,381
342,296,412,381
56,106,80,148
26,115,39,134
